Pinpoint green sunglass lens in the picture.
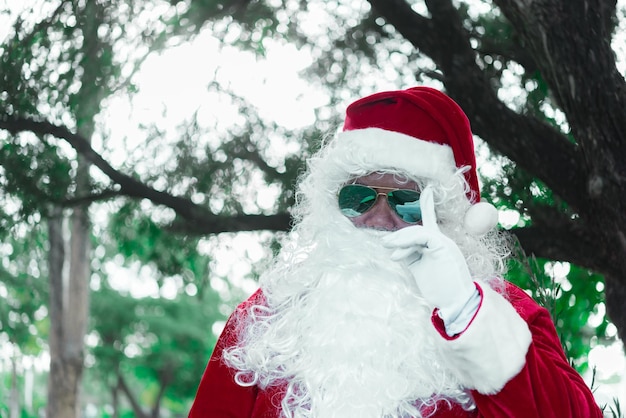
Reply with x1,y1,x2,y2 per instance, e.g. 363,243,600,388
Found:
338,185,422,223
389,190,422,223
338,185,377,217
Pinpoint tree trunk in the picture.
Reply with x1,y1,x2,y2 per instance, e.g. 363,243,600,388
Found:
10,354,19,418
24,367,33,414
150,372,173,418
46,1,110,411
46,141,92,417
118,374,149,418
47,205,81,418
112,377,120,418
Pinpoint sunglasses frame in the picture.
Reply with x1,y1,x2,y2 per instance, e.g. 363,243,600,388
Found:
337,183,422,223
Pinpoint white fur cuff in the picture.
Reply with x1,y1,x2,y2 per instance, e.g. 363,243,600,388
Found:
434,283,532,394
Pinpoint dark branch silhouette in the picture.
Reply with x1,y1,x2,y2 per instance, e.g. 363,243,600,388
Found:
0,115,292,234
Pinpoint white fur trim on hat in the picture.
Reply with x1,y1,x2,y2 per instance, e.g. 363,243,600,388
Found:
435,283,532,394
333,128,458,182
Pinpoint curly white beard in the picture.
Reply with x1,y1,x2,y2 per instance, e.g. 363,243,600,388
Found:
224,136,510,416
224,216,481,418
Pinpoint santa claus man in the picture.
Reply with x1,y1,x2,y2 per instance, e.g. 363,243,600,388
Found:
189,87,603,417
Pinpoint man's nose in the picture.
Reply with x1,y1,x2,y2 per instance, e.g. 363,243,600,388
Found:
358,194,403,230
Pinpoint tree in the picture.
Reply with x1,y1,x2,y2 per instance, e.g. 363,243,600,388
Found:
1,0,301,413
363,0,626,342
7,0,620,328
1,0,274,414
1,0,625,411
0,223,48,418
89,282,222,417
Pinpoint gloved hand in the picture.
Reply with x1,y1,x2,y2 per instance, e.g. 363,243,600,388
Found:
381,186,479,332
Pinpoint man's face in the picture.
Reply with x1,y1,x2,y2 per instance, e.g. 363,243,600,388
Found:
343,172,421,231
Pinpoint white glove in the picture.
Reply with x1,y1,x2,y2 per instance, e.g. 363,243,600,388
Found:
381,186,480,335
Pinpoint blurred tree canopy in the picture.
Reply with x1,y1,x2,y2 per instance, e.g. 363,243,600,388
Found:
1,0,625,415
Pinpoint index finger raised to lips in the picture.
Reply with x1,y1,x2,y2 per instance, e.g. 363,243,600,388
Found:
419,186,439,230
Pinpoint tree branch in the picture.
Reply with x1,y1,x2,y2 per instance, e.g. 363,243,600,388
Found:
472,28,538,74
0,115,293,234
510,220,606,276
62,190,123,207
367,0,589,212
492,0,626,216
117,374,148,418
166,212,291,234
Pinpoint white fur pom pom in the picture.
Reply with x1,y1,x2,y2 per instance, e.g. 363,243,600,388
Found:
464,202,499,236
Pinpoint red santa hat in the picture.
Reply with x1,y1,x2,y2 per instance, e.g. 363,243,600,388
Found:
340,86,498,235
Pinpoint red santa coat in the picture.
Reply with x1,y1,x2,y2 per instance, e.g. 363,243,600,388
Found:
189,282,602,417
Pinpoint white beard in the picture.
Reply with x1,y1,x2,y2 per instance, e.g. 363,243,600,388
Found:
224,218,477,418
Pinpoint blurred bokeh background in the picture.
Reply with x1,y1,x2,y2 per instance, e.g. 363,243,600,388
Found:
1,0,625,416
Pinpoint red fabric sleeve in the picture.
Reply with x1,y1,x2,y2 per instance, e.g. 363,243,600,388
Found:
190,284,603,418
188,290,281,418
469,284,603,418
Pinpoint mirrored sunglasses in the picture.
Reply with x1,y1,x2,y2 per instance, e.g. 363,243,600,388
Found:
337,184,422,223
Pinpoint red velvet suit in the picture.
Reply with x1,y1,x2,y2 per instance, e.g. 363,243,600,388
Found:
189,283,602,417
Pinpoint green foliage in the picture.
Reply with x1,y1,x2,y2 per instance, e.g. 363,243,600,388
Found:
0,0,305,413
474,27,611,373
161,100,302,214
506,241,611,373
108,200,209,278
0,137,73,219
89,282,224,413
0,222,48,354
0,364,48,417
482,156,572,225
